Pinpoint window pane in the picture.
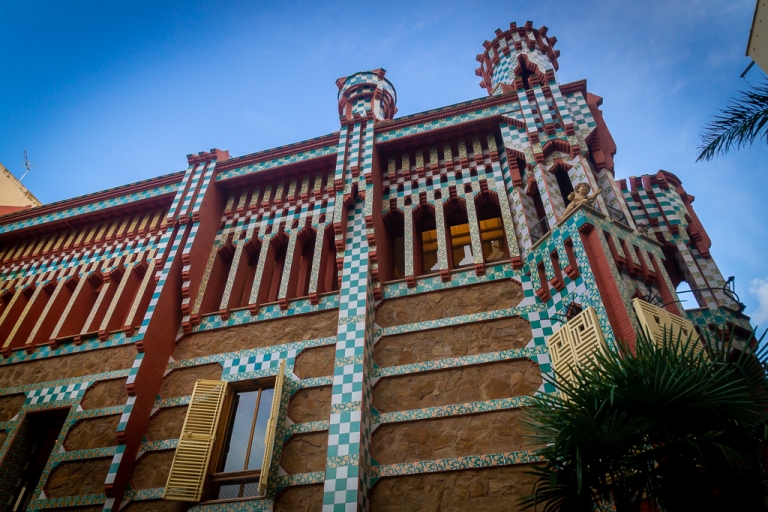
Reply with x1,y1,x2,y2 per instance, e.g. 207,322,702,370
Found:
247,387,274,470
479,218,509,261
421,229,439,273
221,391,258,472
450,223,473,266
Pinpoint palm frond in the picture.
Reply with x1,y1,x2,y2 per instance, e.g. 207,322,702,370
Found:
519,324,768,511
697,80,768,161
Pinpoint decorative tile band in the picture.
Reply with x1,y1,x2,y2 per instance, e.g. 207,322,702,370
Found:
0,184,177,235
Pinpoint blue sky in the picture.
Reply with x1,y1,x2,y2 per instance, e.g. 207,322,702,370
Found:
1,0,766,323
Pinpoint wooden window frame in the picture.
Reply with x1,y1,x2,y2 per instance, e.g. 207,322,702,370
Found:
202,377,276,504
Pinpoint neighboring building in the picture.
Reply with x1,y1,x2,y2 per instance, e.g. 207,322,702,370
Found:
747,0,768,73
0,163,41,216
0,20,752,512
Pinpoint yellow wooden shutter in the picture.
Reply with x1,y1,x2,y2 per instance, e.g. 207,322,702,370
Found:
546,306,607,385
632,298,701,354
163,379,227,502
258,359,286,496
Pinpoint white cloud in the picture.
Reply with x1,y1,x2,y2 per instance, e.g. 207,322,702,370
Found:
749,278,768,324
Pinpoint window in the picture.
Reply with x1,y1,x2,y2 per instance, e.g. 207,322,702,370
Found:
413,204,439,275
209,384,274,501
444,198,472,268
474,191,510,263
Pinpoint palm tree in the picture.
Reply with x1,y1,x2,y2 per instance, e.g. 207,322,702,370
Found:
520,328,768,511
697,80,768,161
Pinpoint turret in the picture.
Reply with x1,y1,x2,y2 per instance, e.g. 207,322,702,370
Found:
475,21,560,96
336,68,397,123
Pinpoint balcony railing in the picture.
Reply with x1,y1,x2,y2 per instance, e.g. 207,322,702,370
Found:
529,217,550,245
605,204,629,226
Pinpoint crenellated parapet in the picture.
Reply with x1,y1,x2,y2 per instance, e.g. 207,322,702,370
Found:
336,69,397,124
475,21,560,96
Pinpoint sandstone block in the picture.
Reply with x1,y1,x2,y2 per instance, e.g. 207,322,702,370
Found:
146,406,187,441
375,280,524,327
174,310,338,360
0,345,136,388
160,364,222,399
45,458,112,497
371,410,529,465
280,432,328,474
65,415,120,451
80,378,128,410
274,484,324,512
372,359,541,413
370,465,539,512
287,386,332,424
375,316,532,367
293,345,335,379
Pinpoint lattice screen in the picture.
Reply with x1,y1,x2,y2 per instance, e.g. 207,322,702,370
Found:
546,306,607,385
632,298,702,355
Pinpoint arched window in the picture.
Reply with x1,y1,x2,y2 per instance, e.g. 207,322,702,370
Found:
554,170,575,208
256,231,289,304
317,224,339,294
382,209,405,281
199,240,235,315
57,271,104,340
288,226,317,299
443,197,473,269
412,203,438,275
474,190,510,263
229,238,262,309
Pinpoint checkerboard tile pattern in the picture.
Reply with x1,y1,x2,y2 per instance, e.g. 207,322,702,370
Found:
223,349,297,375
324,197,372,512
25,382,90,405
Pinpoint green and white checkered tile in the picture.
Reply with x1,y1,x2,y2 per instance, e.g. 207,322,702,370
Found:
25,382,89,405
223,349,297,375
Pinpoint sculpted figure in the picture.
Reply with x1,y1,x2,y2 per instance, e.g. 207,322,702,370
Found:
563,182,602,217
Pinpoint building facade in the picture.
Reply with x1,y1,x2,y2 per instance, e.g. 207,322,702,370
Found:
0,21,752,512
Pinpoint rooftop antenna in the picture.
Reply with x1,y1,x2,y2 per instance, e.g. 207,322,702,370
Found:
19,150,34,182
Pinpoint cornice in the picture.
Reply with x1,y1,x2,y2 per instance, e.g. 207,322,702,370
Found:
216,132,340,173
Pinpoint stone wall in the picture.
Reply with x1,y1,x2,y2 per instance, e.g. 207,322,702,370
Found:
46,458,112,497
159,364,222,399
121,500,188,512
130,450,175,490
146,406,187,441
375,280,524,327
0,394,25,422
371,410,527,465
375,317,532,367
280,432,328,474
0,345,136,388
80,378,128,410
293,345,335,378
287,386,331,423
64,415,120,451
174,310,338,360
372,360,541,412
274,484,323,512
370,465,538,512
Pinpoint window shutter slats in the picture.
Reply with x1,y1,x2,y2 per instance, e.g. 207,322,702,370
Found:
163,379,227,502
258,359,286,496
632,298,702,355
546,306,607,385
